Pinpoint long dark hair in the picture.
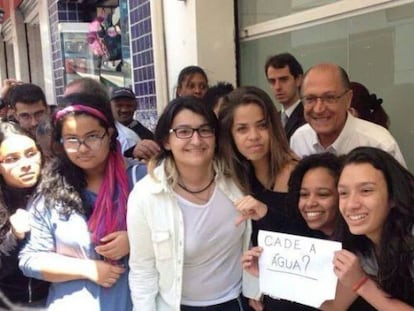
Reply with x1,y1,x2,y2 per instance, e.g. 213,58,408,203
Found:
35,93,128,244
340,147,414,304
218,86,294,193
0,122,41,243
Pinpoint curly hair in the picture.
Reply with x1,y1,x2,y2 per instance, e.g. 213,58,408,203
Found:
288,153,342,236
34,93,128,244
340,147,414,305
218,86,295,194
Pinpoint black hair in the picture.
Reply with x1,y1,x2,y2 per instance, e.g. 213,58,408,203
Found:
350,82,389,129
175,66,208,98
288,153,342,238
204,82,234,113
0,122,41,243
153,96,218,164
35,93,117,217
340,147,414,305
264,53,303,78
8,83,47,108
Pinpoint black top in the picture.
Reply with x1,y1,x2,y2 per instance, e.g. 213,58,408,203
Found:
127,120,154,140
283,102,306,141
0,186,49,306
249,173,315,246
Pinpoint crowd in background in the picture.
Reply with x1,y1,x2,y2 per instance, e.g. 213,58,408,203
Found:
0,53,413,311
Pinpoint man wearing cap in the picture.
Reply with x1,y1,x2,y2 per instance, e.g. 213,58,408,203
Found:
110,87,160,160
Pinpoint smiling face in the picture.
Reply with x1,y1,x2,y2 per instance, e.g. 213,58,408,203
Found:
338,163,390,245
231,103,270,167
299,167,339,236
302,64,352,147
61,114,112,175
0,135,41,188
164,109,215,170
110,98,136,125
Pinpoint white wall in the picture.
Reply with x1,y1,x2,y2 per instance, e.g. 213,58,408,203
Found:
162,0,236,101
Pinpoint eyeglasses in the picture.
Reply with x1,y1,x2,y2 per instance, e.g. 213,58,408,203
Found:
0,149,41,166
169,125,215,139
61,132,107,153
302,90,349,105
16,110,47,122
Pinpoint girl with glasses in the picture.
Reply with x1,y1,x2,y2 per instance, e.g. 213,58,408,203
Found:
19,93,146,310
0,121,49,308
127,96,253,310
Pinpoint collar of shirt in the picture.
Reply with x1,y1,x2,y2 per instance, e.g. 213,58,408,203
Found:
282,99,301,118
312,112,354,154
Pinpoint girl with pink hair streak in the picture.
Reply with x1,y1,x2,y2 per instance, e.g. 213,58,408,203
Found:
19,92,146,310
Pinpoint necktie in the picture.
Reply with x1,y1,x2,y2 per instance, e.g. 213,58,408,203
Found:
281,112,288,127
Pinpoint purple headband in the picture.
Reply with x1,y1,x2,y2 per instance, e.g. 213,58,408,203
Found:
54,104,108,124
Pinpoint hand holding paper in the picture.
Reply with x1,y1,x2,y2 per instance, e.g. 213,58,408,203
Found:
258,230,342,308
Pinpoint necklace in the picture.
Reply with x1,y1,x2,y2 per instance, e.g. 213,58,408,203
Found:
177,175,215,194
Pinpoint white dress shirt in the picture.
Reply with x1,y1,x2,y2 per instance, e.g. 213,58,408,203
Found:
290,113,406,166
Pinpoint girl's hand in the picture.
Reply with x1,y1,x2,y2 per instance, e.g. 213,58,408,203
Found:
9,209,31,240
234,195,268,226
95,230,129,260
333,249,366,289
86,260,125,288
241,246,263,277
249,298,264,311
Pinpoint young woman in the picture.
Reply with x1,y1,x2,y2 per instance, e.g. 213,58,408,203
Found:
175,65,209,98
243,153,377,311
0,121,48,307
334,146,414,310
288,153,341,239
19,93,145,310
127,96,252,310
218,86,312,310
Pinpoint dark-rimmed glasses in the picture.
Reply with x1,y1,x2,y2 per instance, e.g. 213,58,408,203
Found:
61,132,107,153
169,125,215,139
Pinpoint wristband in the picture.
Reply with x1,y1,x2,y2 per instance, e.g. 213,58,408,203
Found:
352,275,369,292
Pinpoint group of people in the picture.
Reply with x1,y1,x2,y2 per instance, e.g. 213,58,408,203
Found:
0,52,412,311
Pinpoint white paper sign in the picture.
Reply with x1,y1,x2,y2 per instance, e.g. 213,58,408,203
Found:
258,230,342,308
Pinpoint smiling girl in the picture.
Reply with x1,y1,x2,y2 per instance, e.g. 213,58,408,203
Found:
334,147,414,310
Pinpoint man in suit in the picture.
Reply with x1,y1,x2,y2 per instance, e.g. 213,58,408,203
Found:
265,53,305,140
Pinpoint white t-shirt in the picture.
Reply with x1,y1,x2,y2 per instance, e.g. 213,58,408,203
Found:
177,187,244,306
115,121,140,153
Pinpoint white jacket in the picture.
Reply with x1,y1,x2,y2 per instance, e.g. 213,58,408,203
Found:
127,161,254,311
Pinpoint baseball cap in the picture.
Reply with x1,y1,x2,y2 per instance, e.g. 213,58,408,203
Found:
111,87,136,100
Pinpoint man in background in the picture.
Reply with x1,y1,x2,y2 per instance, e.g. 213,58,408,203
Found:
265,53,305,140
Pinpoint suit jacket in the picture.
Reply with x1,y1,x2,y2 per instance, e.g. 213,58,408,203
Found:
283,102,306,141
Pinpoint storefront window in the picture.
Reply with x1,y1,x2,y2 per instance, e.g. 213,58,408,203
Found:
238,0,338,28
239,2,414,170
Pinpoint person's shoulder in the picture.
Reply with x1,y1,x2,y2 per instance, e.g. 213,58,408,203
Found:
352,117,395,140
291,123,312,136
